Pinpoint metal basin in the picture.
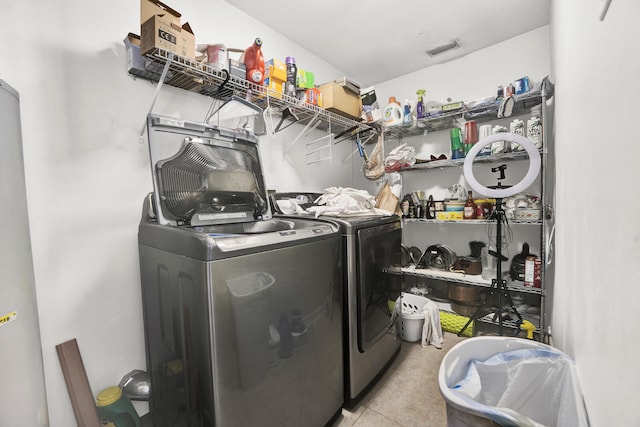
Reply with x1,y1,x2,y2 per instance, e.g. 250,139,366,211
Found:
202,218,317,235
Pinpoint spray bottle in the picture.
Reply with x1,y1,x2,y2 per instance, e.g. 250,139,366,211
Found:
416,89,426,119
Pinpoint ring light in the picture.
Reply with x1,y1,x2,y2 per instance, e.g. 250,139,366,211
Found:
463,132,541,198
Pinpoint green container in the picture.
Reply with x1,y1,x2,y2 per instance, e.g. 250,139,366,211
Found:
96,386,141,427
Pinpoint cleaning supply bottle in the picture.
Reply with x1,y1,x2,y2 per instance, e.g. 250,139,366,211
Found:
242,37,265,85
383,96,403,127
285,56,297,97
402,99,412,126
96,386,142,427
416,89,426,119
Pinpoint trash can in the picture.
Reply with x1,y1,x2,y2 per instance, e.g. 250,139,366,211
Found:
438,336,590,426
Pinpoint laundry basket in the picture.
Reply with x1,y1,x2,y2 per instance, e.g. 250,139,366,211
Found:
395,293,429,342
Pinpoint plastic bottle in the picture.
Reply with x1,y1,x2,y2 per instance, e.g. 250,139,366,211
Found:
383,96,403,127
509,119,525,151
242,38,265,85
96,386,142,427
527,106,543,149
450,128,464,160
491,125,509,155
464,191,477,220
464,120,478,154
478,124,493,157
402,99,412,126
416,89,426,119
285,56,297,97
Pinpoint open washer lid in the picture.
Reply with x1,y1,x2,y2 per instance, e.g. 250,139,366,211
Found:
146,114,271,226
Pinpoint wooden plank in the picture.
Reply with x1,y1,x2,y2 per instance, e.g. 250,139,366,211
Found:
56,338,101,427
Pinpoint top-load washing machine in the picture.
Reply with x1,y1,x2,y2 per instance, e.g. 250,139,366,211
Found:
271,193,402,403
138,115,344,426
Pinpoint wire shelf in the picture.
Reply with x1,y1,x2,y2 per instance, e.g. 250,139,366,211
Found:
130,48,372,137
402,267,544,295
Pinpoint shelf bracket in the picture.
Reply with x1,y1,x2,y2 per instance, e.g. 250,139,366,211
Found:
283,112,321,156
274,107,300,133
306,134,333,164
139,56,172,137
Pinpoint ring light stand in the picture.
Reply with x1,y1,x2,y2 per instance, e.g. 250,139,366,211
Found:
457,133,541,338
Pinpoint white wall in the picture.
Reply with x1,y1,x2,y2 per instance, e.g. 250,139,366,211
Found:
550,1,640,426
0,1,359,425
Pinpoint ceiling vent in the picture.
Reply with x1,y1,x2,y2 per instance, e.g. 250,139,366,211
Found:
426,40,460,57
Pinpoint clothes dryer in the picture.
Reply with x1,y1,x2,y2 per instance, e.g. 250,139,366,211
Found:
271,193,402,403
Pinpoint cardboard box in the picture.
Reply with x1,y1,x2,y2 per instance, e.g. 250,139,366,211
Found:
296,69,315,89
524,256,542,288
264,77,284,99
318,82,362,120
141,0,180,24
265,58,287,81
140,0,195,59
304,88,321,106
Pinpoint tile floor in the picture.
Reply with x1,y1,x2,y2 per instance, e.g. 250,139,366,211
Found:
331,332,467,427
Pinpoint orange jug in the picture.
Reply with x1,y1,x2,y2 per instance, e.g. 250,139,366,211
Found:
242,37,265,85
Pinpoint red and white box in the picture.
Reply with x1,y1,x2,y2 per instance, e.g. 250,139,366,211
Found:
524,256,541,288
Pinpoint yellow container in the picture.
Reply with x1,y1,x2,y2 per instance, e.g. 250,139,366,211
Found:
96,386,141,427
436,211,463,221
261,77,284,99
264,58,287,81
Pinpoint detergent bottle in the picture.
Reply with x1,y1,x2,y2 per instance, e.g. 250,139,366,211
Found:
96,386,141,427
242,37,265,85
416,89,426,119
383,96,403,127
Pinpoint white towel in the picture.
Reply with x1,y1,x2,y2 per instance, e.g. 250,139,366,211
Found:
307,187,390,217
421,300,444,349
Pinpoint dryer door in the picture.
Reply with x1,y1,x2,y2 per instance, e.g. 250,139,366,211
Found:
356,221,402,352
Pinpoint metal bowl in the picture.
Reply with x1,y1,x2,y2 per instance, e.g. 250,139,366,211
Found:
118,369,151,401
